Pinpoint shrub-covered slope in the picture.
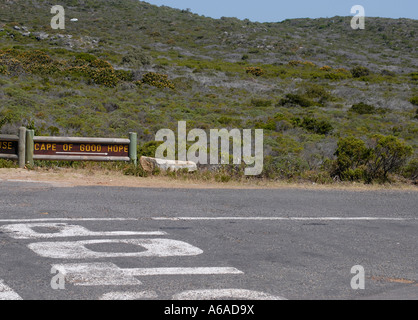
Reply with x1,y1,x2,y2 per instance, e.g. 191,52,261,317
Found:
0,0,417,183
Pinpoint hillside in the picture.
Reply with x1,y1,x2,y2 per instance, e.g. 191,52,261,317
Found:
0,0,417,183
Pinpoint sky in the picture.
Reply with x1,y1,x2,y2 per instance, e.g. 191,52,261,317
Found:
142,0,418,22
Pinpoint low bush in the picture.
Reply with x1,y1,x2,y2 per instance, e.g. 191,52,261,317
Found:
0,115,11,129
320,65,332,72
138,141,164,158
402,158,418,183
333,137,370,181
366,134,413,182
141,72,175,89
333,135,413,183
278,94,314,108
409,96,418,106
350,103,376,115
251,98,272,108
0,159,17,169
121,47,152,68
115,69,134,82
90,67,119,87
351,66,371,78
304,85,330,100
245,66,265,77
300,117,333,135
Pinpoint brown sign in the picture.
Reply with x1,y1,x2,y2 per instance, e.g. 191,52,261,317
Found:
0,140,18,155
33,142,129,157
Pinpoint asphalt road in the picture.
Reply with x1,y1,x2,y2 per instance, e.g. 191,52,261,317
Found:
0,180,417,300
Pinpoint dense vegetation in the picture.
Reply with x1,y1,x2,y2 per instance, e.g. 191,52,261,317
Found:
0,0,417,184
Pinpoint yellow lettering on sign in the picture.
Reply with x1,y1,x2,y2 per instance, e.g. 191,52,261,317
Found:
63,144,73,151
0,141,13,150
124,145,128,153
40,144,46,151
35,143,40,151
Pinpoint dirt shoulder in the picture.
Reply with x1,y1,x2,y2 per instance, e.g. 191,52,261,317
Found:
0,168,416,191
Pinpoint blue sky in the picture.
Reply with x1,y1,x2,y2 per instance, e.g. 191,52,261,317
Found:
143,0,418,22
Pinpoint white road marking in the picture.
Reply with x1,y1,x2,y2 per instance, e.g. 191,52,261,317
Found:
122,267,244,276
173,289,287,300
153,217,415,221
0,280,23,300
0,217,415,224
0,218,139,223
29,238,203,259
52,263,142,286
99,291,158,300
52,263,243,286
0,223,167,239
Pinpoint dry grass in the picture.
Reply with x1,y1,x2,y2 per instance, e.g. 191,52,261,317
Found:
0,168,417,191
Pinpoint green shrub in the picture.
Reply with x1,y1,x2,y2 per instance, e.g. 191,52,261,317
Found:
251,98,272,108
138,141,164,158
304,85,330,100
351,66,371,78
334,135,412,183
262,155,309,179
74,52,98,63
215,173,231,183
0,115,11,130
340,168,366,182
409,96,418,106
141,72,175,89
123,163,149,177
301,117,333,135
402,158,418,183
0,159,17,169
257,118,276,131
278,94,314,108
350,103,376,115
115,69,134,81
366,135,413,182
409,72,418,81
0,65,9,75
218,116,241,126
323,72,350,80
246,66,265,77
90,67,119,87
122,47,152,68
334,137,369,181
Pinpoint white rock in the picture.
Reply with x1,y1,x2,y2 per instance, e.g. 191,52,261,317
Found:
140,156,197,173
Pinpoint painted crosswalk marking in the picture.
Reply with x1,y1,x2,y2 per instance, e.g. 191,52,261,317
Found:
0,280,22,300
99,291,158,300
0,217,415,224
0,223,167,239
28,238,204,259
173,289,287,300
52,263,243,286
0,221,287,299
